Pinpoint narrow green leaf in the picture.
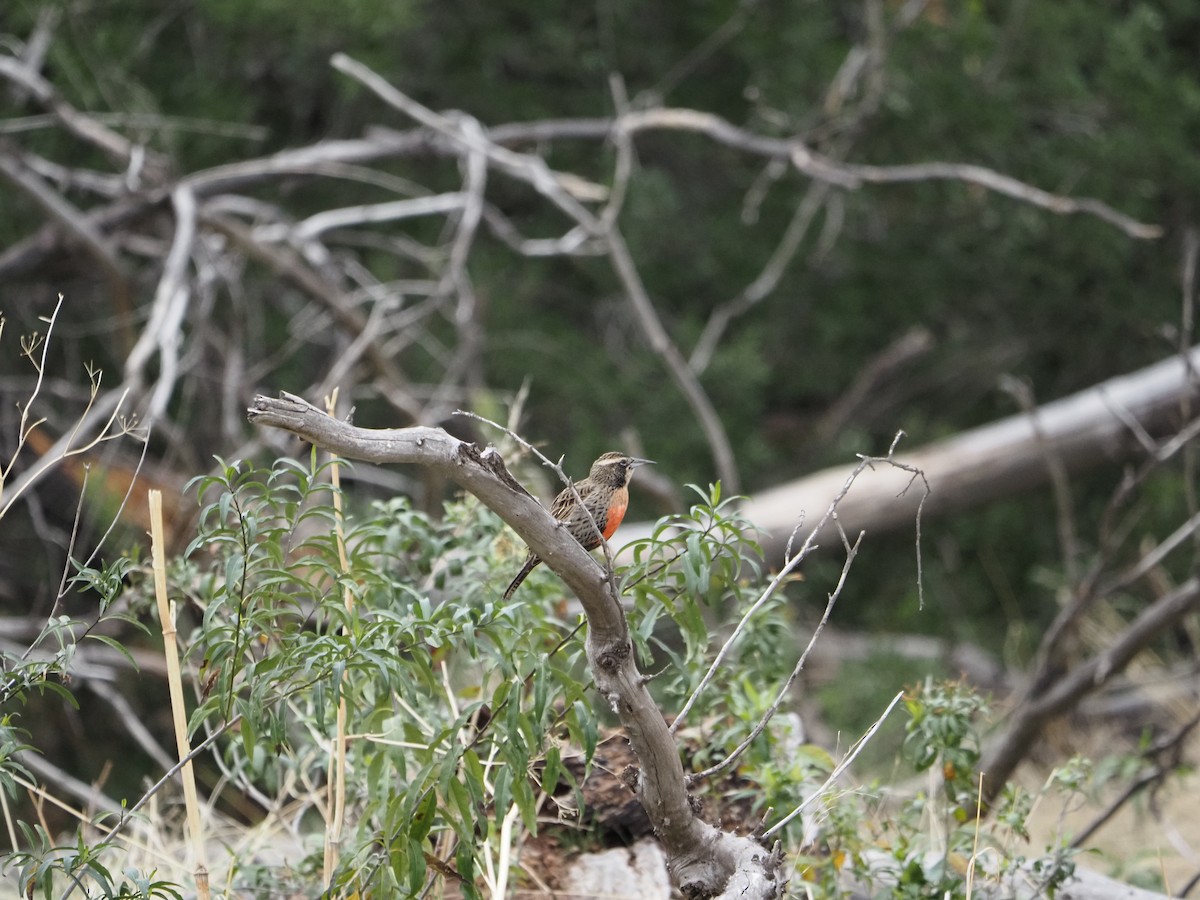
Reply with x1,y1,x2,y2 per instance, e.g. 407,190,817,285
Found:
84,634,140,671
408,838,427,893
542,746,561,796
410,788,438,843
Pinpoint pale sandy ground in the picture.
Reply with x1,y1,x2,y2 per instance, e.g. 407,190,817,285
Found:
1023,762,1200,896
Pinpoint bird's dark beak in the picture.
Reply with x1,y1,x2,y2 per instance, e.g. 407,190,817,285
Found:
630,458,655,468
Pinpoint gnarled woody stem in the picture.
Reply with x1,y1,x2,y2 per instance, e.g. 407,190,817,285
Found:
247,392,782,898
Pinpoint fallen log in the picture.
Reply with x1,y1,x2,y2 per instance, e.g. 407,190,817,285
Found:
621,347,1200,564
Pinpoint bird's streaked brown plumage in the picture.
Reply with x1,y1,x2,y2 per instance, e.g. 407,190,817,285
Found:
503,451,653,599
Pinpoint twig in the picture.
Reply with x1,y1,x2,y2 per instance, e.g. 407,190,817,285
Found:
0,151,130,300
979,576,1200,807
1,293,63,492
442,118,487,289
206,213,424,423
999,375,1081,587
601,75,635,232
690,181,830,375
315,287,393,401
86,680,176,773
282,193,467,241
603,225,742,494
32,400,152,663
763,690,905,839
1181,869,1200,898
1179,230,1200,553
0,380,133,522
670,522,817,736
12,751,125,819
1099,385,1159,455
1069,707,1200,850
688,529,863,784
427,114,488,420
0,55,161,173
642,0,760,103
1102,507,1200,597
810,326,935,447
330,54,598,225
42,453,88,633
671,431,922,732
805,155,1163,240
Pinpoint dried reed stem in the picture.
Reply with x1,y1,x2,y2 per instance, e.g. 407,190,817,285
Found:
322,391,353,890
149,489,210,899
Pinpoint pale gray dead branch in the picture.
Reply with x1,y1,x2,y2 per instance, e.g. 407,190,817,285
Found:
246,392,785,899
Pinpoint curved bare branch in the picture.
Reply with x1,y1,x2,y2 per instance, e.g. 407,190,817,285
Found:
246,392,782,899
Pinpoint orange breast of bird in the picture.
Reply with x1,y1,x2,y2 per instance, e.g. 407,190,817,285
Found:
601,486,630,540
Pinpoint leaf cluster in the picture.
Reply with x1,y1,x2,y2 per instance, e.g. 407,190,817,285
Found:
169,456,604,895
0,453,1183,897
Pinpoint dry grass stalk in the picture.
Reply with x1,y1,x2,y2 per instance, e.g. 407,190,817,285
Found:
149,488,210,899
322,390,353,891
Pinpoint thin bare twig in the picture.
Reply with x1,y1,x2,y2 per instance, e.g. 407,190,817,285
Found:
11,752,125,819
1178,229,1200,553
688,528,863,785
205,213,424,422
281,193,467,242
807,155,1163,240
999,374,1081,586
0,55,162,174
1,293,63,491
810,326,935,446
86,680,176,772
601,75,635,232
0,382,133,522
0,151,129,296
763,690,905,839
1069,706,1200,850
427,114,489,418
603,225,743,494
641,0,761,103
689,181,831,375
671,430,923,732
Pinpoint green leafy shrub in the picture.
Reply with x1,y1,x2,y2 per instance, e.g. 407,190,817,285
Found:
0,456,1162,898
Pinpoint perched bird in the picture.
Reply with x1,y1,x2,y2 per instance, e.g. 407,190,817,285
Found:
503,451,654,600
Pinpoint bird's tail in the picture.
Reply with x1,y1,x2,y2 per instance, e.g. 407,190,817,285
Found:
502,556,540,600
